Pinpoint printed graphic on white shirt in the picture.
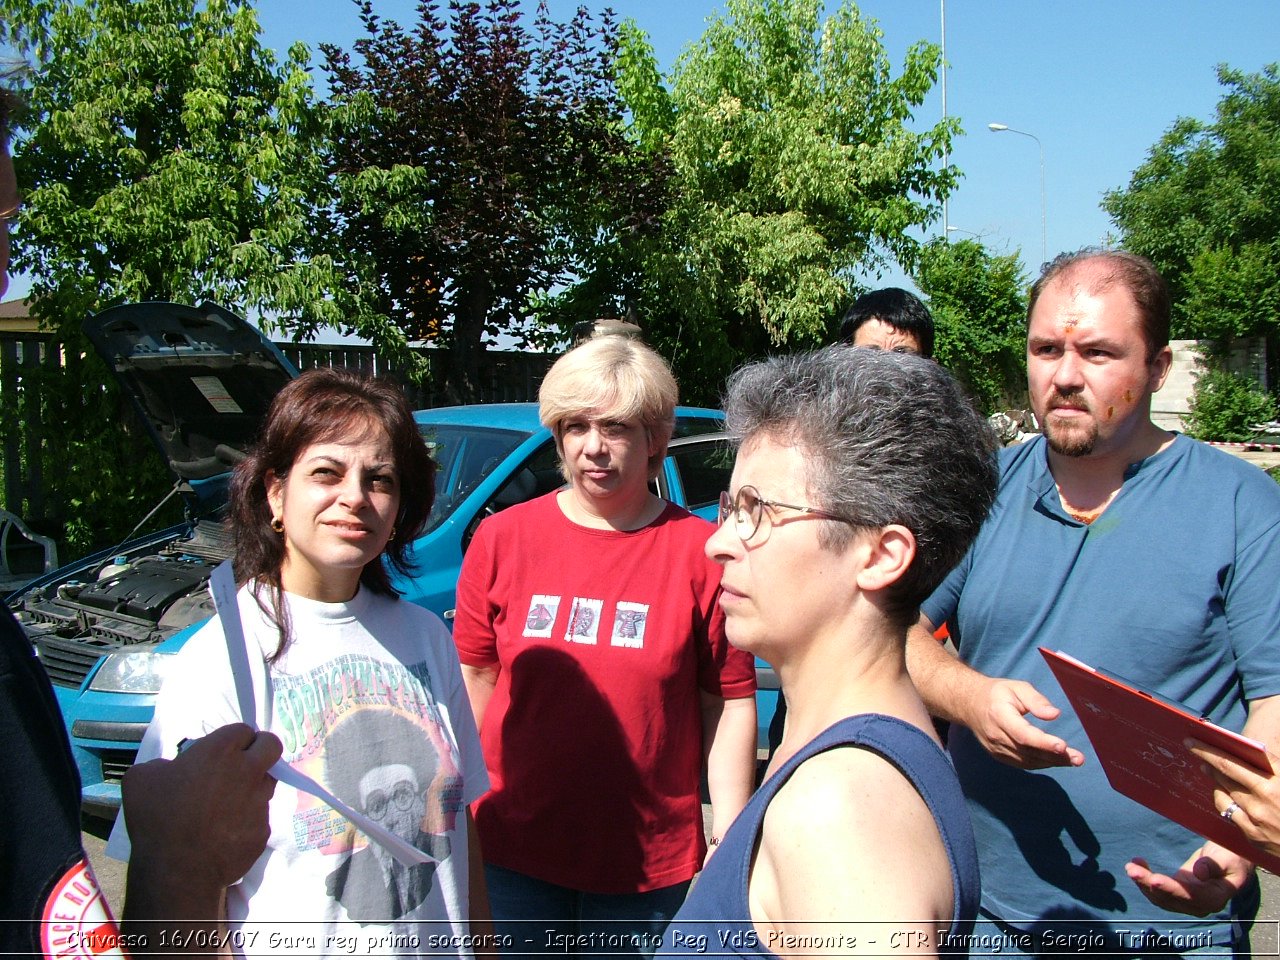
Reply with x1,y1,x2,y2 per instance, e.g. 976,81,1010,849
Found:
523,595,560,638
611,601,649,649
270,655,465,925
565,597,603,644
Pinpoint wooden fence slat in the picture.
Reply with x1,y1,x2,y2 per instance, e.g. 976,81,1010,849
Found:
1,337,21,514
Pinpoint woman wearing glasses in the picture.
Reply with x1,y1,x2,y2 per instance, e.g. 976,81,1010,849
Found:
663,347,997,958
453,335,756,956
128,368,490,954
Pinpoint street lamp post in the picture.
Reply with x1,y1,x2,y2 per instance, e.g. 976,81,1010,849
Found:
945,225,980,240
940,0,949,237
988,122,1046,265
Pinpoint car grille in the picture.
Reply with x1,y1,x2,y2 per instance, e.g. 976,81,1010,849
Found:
38,635,116,688
99,749,137,784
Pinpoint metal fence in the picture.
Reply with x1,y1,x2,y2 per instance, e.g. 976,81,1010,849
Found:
0,333,64,521
0,332,555,522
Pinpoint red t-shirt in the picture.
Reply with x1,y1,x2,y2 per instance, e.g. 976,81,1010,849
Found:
453,493,756,893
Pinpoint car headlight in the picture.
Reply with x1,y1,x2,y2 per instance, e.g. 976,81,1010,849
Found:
88,651,175,694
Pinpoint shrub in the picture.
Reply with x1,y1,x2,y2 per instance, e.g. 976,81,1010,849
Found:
1184,369,1276,442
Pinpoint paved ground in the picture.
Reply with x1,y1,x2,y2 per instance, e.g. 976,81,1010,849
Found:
82,817,125,909
1227,447,1280,471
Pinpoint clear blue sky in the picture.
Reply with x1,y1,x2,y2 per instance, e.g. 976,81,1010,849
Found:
256,0,1280,290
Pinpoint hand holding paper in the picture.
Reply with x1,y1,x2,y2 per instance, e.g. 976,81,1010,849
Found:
122,723,279,927
1041,647,1280,875
1190,738,1280,859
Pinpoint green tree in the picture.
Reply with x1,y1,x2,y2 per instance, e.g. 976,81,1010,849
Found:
323,0,665,402
1184,367,1276,442
617,0,957,400
914,237,1028,413
0,0,383,552
1103,64,1280,375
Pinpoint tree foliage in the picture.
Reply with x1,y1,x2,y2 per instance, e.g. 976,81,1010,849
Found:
1185,368,1276,442
617,0,957,400
1,0,392,341
322,0,666,402
0,0,373,552
1103,64,1280,360
914,238,1028,413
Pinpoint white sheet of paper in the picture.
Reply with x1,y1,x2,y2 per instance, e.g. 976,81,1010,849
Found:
267,761,429,865
209,562,429,866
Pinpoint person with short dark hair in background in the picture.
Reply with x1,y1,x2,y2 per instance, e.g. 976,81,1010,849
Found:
839,286,935,358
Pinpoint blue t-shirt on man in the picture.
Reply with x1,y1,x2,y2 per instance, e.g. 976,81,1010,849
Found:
922,433,1280,950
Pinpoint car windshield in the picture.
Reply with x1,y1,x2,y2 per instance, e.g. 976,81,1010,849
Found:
420,423,535,533
673,416,723,439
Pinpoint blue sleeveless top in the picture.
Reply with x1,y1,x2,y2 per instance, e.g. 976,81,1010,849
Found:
661,714,980,957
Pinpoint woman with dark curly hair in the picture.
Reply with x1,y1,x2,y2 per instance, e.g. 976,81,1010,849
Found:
128,367,490,956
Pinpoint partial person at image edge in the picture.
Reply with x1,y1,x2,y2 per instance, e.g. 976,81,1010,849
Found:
907,248,1280,954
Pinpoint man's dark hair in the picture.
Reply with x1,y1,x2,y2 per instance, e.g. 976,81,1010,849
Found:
837,287,935,359
1027,248,1170,362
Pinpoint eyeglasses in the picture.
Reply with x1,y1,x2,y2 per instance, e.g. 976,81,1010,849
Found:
718,485,858,543
364,780,418,820
0,199,21,227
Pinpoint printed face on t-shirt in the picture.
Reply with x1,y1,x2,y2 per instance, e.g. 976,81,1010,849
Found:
359,762,425,843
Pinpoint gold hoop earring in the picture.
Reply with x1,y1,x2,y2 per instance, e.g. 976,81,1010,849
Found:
271,517,284,534
388,526,397,542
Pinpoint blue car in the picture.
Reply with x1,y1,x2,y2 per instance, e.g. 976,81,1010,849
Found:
10,302,778,817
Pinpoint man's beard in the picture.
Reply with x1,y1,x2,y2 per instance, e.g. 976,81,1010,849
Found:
1043,398,1098,457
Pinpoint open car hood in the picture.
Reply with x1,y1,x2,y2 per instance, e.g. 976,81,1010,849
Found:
83,301,297,506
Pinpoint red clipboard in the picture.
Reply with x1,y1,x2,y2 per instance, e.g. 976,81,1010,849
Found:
1040,647,1280,874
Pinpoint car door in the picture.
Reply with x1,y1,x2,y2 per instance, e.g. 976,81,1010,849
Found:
654,433,781,747
654,432,734,521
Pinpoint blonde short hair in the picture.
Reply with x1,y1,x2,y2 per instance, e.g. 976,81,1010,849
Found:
539,336,678,479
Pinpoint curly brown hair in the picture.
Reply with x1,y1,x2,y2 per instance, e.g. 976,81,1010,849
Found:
229,367,436,660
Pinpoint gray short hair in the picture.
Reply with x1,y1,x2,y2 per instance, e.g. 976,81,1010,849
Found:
724,346,998,624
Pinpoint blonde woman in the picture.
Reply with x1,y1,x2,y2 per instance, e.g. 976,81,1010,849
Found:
454,337,756,956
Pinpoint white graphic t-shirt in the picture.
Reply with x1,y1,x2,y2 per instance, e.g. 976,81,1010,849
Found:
116,583,487,958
